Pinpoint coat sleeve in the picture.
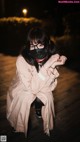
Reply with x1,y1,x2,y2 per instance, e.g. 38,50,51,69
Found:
16,55,58,95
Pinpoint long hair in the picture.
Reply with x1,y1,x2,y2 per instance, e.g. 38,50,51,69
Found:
21,27,58,72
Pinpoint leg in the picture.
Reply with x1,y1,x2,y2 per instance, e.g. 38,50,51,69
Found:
34,97,44,118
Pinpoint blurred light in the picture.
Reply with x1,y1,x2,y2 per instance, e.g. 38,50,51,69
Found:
22,8,28,17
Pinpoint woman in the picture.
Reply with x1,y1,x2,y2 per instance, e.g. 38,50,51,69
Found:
7,27,67,137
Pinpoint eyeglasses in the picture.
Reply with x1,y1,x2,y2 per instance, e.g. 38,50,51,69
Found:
30,43,44,50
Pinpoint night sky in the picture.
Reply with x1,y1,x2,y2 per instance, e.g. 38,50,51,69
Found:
0,0,80,18
4,0,57,17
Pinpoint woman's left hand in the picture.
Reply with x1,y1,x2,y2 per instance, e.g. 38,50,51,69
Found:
51,55,67,69
47,55,67,76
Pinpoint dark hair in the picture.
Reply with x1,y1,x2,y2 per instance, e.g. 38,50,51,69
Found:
21,27,58,72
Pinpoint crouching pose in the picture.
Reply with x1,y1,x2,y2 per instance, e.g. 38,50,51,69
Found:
6,27,67,137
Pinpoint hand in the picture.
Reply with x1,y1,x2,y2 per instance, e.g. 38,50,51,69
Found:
51,55,67,68
47,67,59,77
44,54,60,70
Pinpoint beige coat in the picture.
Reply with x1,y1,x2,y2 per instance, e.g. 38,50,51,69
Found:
6,54,67,137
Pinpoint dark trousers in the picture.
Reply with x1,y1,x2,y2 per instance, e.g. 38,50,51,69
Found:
32,97,44,109
32,97,44,118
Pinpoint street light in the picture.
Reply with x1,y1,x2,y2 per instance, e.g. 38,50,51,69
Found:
22,8,28,17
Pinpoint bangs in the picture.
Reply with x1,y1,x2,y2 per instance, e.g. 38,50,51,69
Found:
27,27,49,46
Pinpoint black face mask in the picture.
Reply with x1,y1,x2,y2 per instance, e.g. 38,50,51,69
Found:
30,48,48,60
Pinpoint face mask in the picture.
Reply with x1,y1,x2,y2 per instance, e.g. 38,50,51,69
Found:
30,48,48,62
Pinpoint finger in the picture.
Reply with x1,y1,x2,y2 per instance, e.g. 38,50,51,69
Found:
47,67,53,76
52,56,67,68
44,54,60,69
52,61,65,68
59,56,67,63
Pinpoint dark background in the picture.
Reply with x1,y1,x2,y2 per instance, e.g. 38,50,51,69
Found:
0,0,80,18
